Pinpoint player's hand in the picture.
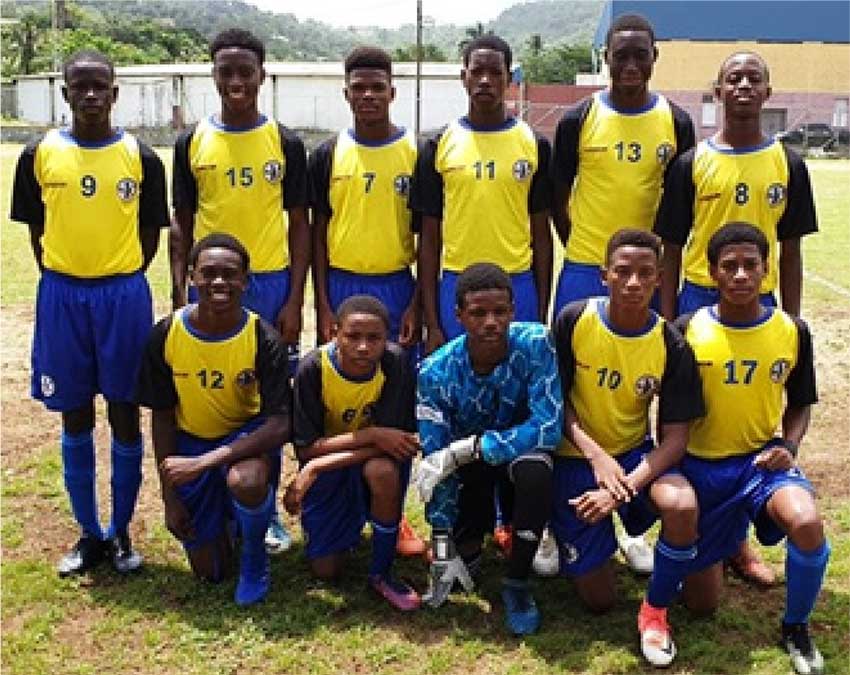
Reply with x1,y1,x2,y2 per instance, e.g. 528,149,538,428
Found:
316,301,335,345
414,436,478,503
366,427,420,460
163,494,195,540
424,325,445,356
754,446,794,472
159,455,207,489
398,301,421,348
569,488,618,524
283,467,316,515
276,299,302,344
423,530,474,608
589,451,635,503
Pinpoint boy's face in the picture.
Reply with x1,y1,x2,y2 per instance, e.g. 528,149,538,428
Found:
456,288,513,359
191,247,248,313
602,245,660,311
334,312,387,378
344,68,394,126
213,47,265,117
606,30,656,95
710,242,766,305
462,48,508,115
715,53,771,118
62,60,117,127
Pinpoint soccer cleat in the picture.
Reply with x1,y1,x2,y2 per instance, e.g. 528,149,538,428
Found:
781,622,825,675
501,578,540,636
532,528,560,577
235,547,270,607
57,534,106,577
638,599,676,667
727,544,776,587
369,574,421,611
619,534,654,575
264,515,292,555
396,516,427,557
110,532,143,574
493,524,513,558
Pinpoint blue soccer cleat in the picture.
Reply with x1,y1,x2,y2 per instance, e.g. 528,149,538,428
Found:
501,578,540,636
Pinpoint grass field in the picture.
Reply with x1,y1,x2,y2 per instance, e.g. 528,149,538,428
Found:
1,143,848,675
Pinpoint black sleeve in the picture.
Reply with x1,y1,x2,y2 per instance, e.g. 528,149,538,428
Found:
776,146,818,241
292,350,325,448
551,300,588,397
669,102,696,179
138,141,169,229
529,133,552,214
307,136,335,217
550,98,591,187
786,317,818,407
408,129,445,218
10,139,44,226
673,312,695,335
136,316,178,410
255,319,293,418
171,126,197,212
372,343,416,432
279,124,308,210
658,321,706,423
654,148,696,245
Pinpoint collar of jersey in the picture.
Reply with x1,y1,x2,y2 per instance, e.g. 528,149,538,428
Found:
208,113,268,132
181,305,249,342
708,305,774,328
597,91,658,116
59,128,124,148
459,334,511,382
327,342,378,382
458,116,517,133
347,127,406,147
706,136,774,155
596,298,658,337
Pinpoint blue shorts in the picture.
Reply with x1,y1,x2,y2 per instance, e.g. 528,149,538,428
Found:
300,457,412,559
678,280,776,317
439,269,538,340
554,261,660,319
174,417,272,550
680,450,814,572
32,270,153,411
328,267,415,343
551,441,659,577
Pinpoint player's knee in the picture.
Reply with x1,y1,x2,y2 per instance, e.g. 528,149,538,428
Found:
787,504,825,551
658,485,699,538
578,582,616,614
362,457,400,495
226,458,269,503
62,404,96,435
310,555,344,581
107,401,140,444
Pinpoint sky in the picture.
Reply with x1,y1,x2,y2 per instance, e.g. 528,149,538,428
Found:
244,0,521,28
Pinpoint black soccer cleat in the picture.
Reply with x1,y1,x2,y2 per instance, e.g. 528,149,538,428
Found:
781,622,825,675
110,532,143,574
57,534,106,577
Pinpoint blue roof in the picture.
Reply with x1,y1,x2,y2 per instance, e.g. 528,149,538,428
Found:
595,1,850,47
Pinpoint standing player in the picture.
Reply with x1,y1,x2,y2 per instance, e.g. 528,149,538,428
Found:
291,296,421,611
11,50,168,575
171,28,310,553
646,223,828,675
414,264,563,635
550,13,694,574
410,35,553,355
550,230,703,667
137,234,291,606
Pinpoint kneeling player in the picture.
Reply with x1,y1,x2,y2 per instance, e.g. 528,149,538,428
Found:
659,223,828,674
137,234,290,606
550,230,703,665
290,295,420,611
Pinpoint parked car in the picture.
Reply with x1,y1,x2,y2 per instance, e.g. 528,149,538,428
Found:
776,123,836,147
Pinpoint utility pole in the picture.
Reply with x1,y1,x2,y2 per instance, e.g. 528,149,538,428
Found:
415,0,422,139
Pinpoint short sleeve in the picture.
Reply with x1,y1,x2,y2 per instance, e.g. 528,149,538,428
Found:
669,102,696,179
408,130,444,218
279,124,308,210
550,98,590,187
171,126,197,212
138,141,169,229
654,148,696,246
551,300,588,395
528,134,552,214
136,316,178,410
307,136,335,217
658,322,706,423
777,146,818,241
255,319,293,418
372,343,416,432
10,139,44,226
292,350,325,449
786,318,818,407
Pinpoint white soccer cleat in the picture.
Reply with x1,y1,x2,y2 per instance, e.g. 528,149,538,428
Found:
532,528,559,577
619,533,654,575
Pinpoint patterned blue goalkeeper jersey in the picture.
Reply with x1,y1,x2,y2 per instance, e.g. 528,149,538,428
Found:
417,322,563,528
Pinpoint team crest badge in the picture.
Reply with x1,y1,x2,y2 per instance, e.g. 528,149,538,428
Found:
634,374,660,398
394,174,411,196
769,359,791,382
512,159,532,181
116,178,138,201
656,142,674,165
766,183,786,207
40,375,55,397
263,160,283,183
235,369,257,388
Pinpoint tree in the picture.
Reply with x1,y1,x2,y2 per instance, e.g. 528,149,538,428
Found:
521,42,592,84
392,43,448,62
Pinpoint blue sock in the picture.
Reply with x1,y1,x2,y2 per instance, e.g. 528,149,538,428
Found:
233,489,273,560
106,436,143,539
784,539,830,624
368,516,399,579
647,537,697,608
61,430,102,539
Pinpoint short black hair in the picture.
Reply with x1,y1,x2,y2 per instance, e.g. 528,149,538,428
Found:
716,51,770,86
345,46,392,77
605,13,655,49
189,233,250,272
62,50,115,82
455,263,513,308
462,34,512,70
707,222,769,266
606,228,661,265
210,28,265,65
336,294,390,330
